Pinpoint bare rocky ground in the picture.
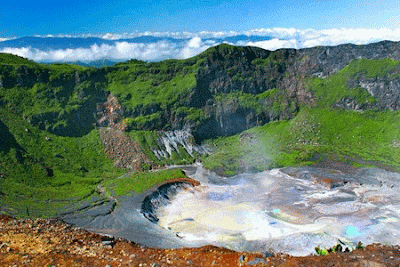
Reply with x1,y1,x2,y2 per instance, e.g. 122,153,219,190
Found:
97,93,156,171
99,127,155,171
1,215,400,267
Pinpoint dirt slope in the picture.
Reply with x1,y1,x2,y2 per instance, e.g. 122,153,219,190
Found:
1,215,400,267
99,127,155,171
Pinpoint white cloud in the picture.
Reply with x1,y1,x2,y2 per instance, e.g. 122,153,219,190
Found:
0,39,211,62
180,37,212,59
244,27,400,48
247,38,298,51
2,28,400,62
247,28,400,50
301,28,400,48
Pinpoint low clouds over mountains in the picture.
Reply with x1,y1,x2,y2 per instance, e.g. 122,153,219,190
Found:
1,28,400,63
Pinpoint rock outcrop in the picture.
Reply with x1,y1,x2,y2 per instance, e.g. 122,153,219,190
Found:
99,128,154,170
2,41,400,140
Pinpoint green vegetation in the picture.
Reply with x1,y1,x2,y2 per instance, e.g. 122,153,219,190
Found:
0,108,125,217
315,241,363,256
127,130,197,166
105,168,187,195
306,58,400,107
315,246,329,256
251,54,284,66
104,57,210,129
175,106,206,125
199,43,243,56
315,243,344,256
213,90,279,113
2,49,400,218
0,53,38,66
202,121,286,175
203,106,400,175
106,58,200,110
203,58,400,175
0,108,191,217
0,61,105,136
345,58,400,78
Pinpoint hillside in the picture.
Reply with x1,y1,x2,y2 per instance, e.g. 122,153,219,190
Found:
1,41,400,216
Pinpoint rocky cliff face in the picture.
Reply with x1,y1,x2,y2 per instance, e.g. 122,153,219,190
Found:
190,41,400,140
192,41,400,111
176,42,400,140
2,41,400,140
357,77,400,110
0,64,108,136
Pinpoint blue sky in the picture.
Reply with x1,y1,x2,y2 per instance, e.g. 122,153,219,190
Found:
1,0,400,62
1,0,400,37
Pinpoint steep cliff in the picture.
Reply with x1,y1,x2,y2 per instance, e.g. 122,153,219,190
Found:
105,41,400,141
0,61,108,136
1,41,400,217
2,41,400,141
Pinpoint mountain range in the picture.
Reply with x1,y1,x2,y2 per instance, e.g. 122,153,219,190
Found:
1,41,400,217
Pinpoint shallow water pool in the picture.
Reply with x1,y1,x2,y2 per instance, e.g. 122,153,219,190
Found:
155,167,400,256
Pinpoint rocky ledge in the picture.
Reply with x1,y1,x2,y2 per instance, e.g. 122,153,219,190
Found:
1,215,400,266
141,177,201,223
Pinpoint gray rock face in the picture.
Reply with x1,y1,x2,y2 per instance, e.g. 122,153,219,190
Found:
152,130,211,159
184,41,400,139
4,41,400,139
359,78,400,110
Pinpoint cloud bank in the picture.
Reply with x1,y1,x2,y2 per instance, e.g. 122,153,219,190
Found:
2,28,400,63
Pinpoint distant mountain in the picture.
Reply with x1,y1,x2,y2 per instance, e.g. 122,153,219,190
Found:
0,36,114,50
44,59,120,68
0,35,273,65
205,34,272,44
0,35,272,51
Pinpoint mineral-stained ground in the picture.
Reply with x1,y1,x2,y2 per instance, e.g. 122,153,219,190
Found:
1,215,400,267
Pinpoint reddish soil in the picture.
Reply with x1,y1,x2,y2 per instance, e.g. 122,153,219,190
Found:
99,127,155,171
158,177,201,187
1,215,400,267
96,93,156,171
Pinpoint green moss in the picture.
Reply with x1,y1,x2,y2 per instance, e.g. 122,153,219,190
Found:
213,89,280,114
178,107,206,123
203,105,400,175
345,58,400,78
106,168,187,195
0,108,124,217
306,58,400,108
0,62,104,135
107,57,201,110
123,112,162,129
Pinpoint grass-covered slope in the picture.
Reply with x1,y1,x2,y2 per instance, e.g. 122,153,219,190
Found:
0,53,38,66
0,108,125,217
106,58,208,133
2,44,400,217
0,60,107,136
104,44,297,139
203,107,400,175
0,108,187,217
202,58,400,175
107,58,199,110
306,58,400,107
